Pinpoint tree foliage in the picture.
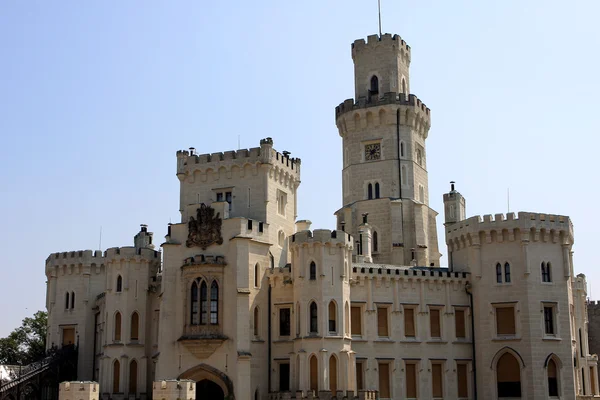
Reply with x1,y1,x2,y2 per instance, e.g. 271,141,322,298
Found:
0,311,47,365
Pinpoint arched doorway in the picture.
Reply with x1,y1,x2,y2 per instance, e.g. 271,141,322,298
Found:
196,379,224,400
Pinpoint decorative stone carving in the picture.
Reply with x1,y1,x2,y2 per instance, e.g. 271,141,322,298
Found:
186,204,224,249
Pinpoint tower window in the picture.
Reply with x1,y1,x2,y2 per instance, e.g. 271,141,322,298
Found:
504,263,511,283
277,190,287,216
496,264,502,283
116,275,123,292
370,75,379,94
375,182,380,198
210,281,219,324
373,231,378,253
367,183,373,200
65,292,70,310
309,261,317,280
309,302,318,334
279,308,291,337
542,262,552,282
400,141,405,158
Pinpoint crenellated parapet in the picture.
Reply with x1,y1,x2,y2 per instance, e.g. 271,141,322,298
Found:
103,246,160,262
291,229,354,250
267,264,292,289
351,264,468,287
352,33,411,63
176,137,301,185
335,92,431,138
445,212,574,251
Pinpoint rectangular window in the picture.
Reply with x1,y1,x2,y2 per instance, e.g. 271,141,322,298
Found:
351,306,362,336
378,362,390,398
280,308,291,336
457,363,468,398
404,308,416,337
544,306,555,335
216,192,223,202
430,309,441,338
377,307,389,337
455,309,466,339
496,306,516,336
279,363,290,391
406,363,418,398
356,361,365,390
432,363,443,398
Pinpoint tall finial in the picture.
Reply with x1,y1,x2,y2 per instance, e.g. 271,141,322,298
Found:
378,0,382,36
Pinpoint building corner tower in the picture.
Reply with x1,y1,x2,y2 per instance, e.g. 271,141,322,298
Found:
335,33,441,267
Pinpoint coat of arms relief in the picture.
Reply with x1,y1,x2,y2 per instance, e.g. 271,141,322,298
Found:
186,203,224,249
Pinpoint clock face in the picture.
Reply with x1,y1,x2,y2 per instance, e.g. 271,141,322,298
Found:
365,143,381,161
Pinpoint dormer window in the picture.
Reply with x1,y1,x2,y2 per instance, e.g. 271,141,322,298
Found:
370,75,379,94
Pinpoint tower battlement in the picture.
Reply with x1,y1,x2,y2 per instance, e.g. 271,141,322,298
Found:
177,138,301,178
46,247,159,272
446,211,574,249
291,229,354,249
336,92,430,118
352,33,411,60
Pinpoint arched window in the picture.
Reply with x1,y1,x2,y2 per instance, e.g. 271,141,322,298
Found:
310,355,319,392
129,360,138,394
497,352,521,397
504,263,511,283
71,291,75,309
310,302,318,334
254,389,259,400
65,292,70,309
210,281,219,324
254,263,259,288
191,280,199,324
328,301,337,333
130,312,139,341
112,360,120,393
329,355,338,393
373,231,379,253
548,358,559,396
116,275,123,292
370,75,379,94
496,263,502,283
367,183,373,200
309,262,316,281
402,78,407,94
542,262,552,282
114,312,122,341
400,142,405,157
200,281,208,324
375,182,380,199
296,302,301,336
253,307,260,337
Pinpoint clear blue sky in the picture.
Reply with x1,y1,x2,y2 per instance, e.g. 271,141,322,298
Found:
1,1,599,337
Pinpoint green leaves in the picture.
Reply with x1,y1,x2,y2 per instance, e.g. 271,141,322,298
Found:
0,311,47,365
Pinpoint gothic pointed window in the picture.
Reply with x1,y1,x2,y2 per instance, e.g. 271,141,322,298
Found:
129,360,138,395
370,75,379,94
310,302,318,334
71,291,75,309
113,360,120,393
65,292,69,309
210,281,219,324
368,183,373,200
548,359,559,396
496,263,502,283
328,301,337,333
114,312,122,341
504,263,511,283
309,262,316,280
116,275,123,292
200,281,208,325
190,280,199,324
497,352,521,397
375,182,380,199
130,312,139,341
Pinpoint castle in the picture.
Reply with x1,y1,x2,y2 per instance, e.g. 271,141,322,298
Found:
43,32,599,400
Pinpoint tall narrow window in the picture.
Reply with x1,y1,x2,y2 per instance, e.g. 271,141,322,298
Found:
379,362,390,398
191,280,199,324
310,355,318,392
373,231,378,252
129,360,137,394
368,183,373,200
419,185,424,203
351,306,362,336
400,142,405,157
280,308,291,336
542,262,552,282
253,307,260,337
279,363,290,391
113,360,120,393
377,307,389,337
130,312,139,341
71,291,75,309
370,75,379,93
416,149,422,166
548,359,558,396
402,78,407,94
401,165,407,185
200,281,208,324
430,309,441,338
310,302,318,334
375,182,380,199
504,263,511,283
328,301,337,333
345,302,350,336
404,308,416,337
544,307,555,335
309,262,316,280
455,309,466,339
356,361,365,390
114,312,122,341
296,303,301,336
406,363,417,398
496,263,502,283
254,263,259,288
210,281,219,324
329,356,338,394
116,275,123,292
225,191,232,211
65,292,70,309
497,353,521,397
432,363,443,398
457,364,468,398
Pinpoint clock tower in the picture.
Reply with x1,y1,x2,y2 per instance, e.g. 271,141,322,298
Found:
335,33,440,267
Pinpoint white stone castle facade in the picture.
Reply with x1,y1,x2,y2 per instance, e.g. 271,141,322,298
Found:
45,32,599,400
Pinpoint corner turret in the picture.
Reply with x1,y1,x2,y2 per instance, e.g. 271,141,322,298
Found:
443,181,466,226
134,224,155,250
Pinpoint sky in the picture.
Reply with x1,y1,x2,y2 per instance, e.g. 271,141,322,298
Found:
0,1,599,337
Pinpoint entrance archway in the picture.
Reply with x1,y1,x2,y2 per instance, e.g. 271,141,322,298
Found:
196,380,224,400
